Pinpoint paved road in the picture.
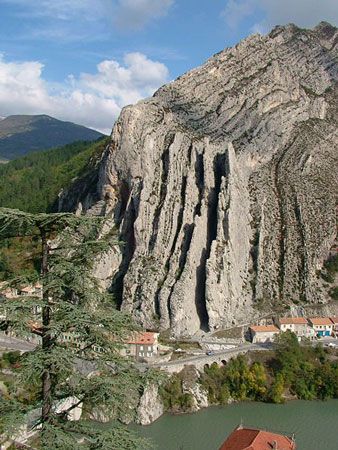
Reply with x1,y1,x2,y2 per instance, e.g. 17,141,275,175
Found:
0,334,37,352
150,342,270,369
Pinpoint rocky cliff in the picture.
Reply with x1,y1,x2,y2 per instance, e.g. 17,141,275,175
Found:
60,22,338,337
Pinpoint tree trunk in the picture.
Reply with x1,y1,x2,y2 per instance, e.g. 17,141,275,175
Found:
40,229,52,424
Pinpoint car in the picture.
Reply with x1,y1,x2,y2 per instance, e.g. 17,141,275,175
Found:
327,342,336,348
206,350,214,356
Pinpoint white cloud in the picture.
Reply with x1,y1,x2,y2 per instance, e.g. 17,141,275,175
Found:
4,0,175,35
221,0,256,29
0,53,169,134
113,0,174,30
221,0,338,33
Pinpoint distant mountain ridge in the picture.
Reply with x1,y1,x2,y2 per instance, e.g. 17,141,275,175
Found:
0,114,105,160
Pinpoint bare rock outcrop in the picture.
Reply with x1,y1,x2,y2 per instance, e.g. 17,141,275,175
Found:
137,384,164,425
61,22,338,337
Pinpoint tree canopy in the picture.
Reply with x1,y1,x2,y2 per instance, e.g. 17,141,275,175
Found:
0,208,154,449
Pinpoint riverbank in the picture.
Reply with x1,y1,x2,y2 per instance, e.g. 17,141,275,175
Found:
134,399,338,450
158,332,338,416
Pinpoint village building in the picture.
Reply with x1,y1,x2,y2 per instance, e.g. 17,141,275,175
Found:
249,325,280,343
308,317,333,337
275,317,311,339
329,317,338,334
219,425,296,450
123,331,159,360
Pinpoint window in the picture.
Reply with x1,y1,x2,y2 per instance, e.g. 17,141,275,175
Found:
140,346,143,351
148,346,152,351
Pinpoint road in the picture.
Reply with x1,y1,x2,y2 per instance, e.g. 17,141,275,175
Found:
150,342,271,369
0,334,37,352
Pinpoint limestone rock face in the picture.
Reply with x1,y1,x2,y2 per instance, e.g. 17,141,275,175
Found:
181,367,209,412
62,23,338,337
136,384,164,425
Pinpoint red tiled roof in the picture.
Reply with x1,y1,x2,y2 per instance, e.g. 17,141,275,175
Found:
279,317,307,325
308,317,332,326
250,325,279,333
219,427,296,450
128,332,156,345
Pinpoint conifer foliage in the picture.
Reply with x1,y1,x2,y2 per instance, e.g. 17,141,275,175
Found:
0,208,150,449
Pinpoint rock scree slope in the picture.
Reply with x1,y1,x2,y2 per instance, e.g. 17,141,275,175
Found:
60,23,338,337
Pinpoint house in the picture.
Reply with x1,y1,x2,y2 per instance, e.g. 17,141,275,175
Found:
308,317,333,337
249,325,280,343
219,425,296,450
330,317,338,334
276,317,309,338
125,331,159,360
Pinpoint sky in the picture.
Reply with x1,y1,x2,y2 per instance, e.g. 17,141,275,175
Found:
0,0,336,134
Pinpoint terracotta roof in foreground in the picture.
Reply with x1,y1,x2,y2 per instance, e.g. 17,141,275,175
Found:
250,325,279,333
219,426,296,450
278,317,308,325
308,317,333,326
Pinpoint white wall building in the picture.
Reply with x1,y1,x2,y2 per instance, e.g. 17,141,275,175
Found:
308,318,333,337
249,325,280,343
330,317,338,334
276,317,310,338
123,332,159,360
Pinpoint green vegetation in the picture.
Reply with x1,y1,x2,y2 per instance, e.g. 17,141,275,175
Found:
0,351,21,369
0,137,109,213
200,356,268,404
0,235,41,281
161,332,338,413
0,208,152,449
325,253,338,276
159,367,196,412
0,138,109,281
329,286,338,300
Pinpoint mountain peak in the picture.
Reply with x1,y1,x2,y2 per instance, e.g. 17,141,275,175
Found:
0,114,105,160
61,22,338,337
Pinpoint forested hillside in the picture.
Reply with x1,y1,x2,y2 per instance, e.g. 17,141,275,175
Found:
0,137,109,213
0,137,109,280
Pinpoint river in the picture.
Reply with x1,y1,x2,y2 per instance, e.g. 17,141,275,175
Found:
134,400,338,450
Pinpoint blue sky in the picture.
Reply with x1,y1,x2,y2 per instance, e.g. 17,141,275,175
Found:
0,0,336,133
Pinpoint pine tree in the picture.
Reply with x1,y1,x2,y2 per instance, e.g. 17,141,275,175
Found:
0,208,153,449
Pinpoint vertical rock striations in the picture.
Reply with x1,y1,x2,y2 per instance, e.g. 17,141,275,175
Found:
61,22,338,337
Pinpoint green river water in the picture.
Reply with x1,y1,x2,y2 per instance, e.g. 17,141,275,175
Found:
134,400,338,450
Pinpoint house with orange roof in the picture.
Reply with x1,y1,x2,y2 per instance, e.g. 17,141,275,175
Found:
276,317,313,339
249,325,280,343
219,425,296,450
308,317,333,337
123,331,159,361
